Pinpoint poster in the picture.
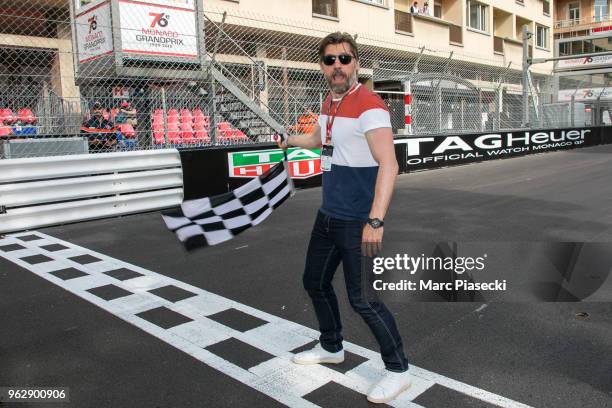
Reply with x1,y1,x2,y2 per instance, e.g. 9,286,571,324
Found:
75,1,114,63
118,0,198,59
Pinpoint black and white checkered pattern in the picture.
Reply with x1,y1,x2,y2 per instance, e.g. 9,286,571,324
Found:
162,160,294,250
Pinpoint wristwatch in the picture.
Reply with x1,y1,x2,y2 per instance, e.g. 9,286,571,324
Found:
367,218,384,229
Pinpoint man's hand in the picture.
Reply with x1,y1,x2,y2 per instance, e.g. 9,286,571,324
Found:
362,224,383,258
277,126,322,150
275,133,289,151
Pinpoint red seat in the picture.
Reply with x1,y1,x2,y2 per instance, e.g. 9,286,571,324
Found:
233,129,248,140
167,109,179,123
193,108,204,122
167,123,180,143
117,123,135,138
180,108,192,123
193,110,209,128
0,109,17,124
180,122,194,143
0,125,12,136
193,122,208,140
217,121,231,130
152,113,164,125
18,108,36,124
153,128,165,144
153,108,164,115
194,126,209,142
200,116,210,130
215,122,232,141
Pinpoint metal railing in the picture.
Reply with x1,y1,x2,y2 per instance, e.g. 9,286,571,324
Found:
555,14,612,29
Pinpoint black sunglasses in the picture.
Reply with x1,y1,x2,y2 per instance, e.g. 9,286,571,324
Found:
322,54,354,66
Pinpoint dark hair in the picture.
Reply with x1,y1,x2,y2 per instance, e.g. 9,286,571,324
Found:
318,32,359,61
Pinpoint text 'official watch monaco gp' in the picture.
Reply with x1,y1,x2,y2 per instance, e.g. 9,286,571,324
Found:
367,218,384,229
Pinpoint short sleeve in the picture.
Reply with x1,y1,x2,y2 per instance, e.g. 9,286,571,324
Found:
318,114,326,129
359,108,392,134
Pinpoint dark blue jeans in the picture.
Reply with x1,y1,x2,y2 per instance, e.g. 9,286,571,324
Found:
303,211,409,372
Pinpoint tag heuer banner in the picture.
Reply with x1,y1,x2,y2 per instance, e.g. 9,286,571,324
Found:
228,148,321,179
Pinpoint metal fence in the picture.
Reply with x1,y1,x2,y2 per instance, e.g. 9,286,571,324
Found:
0,1,608,159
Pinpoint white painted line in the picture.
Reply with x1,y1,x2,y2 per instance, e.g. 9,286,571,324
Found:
0,231,534,408
474,303,488,313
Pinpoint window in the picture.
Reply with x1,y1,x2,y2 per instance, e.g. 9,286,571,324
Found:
568,3,580,23
362,0,385,5
466,0,487,32
434,0,442,18
313,0,338,18
395,9,412,33
536,25,549,49
594,0,609,22
543,0,550,15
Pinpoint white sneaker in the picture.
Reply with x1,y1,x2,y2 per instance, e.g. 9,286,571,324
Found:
366,370,412,404
292,343,344,365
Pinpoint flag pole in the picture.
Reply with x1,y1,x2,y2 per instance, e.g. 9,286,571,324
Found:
279,132,295,196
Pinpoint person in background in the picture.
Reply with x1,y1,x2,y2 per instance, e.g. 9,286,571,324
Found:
83,101,116,151
422,1,433,16
410,1,419,14
120,100,138,126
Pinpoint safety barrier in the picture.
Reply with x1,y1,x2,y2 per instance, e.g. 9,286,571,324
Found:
1,126,608,233
0,149,183,233
180,126,611,198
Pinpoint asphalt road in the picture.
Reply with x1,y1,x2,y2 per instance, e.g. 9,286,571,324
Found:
1,143,611,408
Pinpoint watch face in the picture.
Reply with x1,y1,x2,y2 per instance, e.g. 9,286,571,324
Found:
369,218,382,228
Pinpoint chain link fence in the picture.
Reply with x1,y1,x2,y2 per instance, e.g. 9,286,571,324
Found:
0,1,607,159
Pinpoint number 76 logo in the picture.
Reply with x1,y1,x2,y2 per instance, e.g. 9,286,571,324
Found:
149,12,169,27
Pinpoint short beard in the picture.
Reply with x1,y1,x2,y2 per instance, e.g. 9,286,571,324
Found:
326,71,356,95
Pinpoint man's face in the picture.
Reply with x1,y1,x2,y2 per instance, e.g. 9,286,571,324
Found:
320,42,359,95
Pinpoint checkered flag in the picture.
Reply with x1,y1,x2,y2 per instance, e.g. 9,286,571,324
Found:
162,159,294,250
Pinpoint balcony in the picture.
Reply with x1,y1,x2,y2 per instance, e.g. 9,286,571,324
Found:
493,7,513,54
555,14,612,29
555,14,612,38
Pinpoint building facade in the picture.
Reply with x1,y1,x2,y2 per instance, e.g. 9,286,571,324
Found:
0,0,557,142
552,0,611,122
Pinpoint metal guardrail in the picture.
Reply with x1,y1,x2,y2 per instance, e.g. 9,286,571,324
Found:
0,149,183,232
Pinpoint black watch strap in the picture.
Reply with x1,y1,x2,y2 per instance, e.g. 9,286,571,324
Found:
367,218,384,228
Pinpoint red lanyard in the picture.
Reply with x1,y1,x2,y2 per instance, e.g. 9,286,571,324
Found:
324,83,357,145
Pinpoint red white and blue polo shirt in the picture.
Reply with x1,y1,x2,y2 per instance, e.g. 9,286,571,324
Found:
318,83,392,221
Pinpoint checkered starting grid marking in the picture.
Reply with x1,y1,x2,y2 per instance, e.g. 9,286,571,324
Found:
0,231,533,408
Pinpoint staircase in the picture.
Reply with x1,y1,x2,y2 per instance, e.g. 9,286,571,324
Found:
210,66,284,142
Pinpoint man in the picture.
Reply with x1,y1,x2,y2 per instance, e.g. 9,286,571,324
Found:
410,1,420,14
83,101,116,151
119,100,138,126
278,32,411,404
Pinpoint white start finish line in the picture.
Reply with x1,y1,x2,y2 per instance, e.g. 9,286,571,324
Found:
0,231,533,408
